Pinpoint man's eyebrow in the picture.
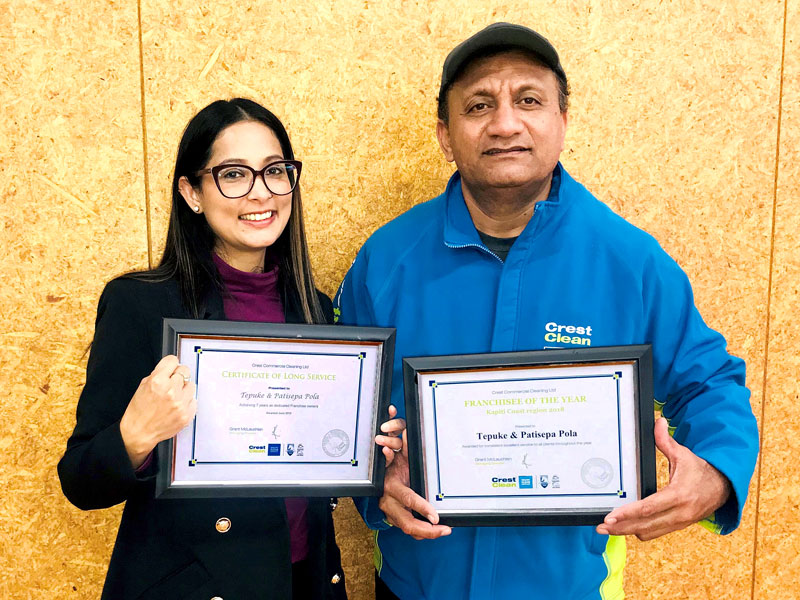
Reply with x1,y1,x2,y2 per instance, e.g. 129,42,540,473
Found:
461,81,547,98
515,83,546,93
459,87,496,100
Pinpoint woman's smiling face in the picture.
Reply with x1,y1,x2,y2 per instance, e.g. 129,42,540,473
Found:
179,120,293,271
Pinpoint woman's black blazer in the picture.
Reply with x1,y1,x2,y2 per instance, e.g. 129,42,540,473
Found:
58,276,348,600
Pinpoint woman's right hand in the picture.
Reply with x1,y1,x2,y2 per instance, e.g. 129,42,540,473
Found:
374,404,451,539
119,355,197,469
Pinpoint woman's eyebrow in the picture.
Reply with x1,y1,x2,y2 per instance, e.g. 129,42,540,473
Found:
216,154,284,166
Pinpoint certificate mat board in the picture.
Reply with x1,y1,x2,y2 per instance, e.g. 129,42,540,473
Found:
156,319,395,499
404,346,655,526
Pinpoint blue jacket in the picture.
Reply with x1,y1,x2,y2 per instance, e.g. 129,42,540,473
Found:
334,165,758,600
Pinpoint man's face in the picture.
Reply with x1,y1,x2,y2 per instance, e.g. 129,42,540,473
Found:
437,51,567,195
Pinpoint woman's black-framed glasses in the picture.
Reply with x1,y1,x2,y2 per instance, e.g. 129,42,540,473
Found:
196,160,302,198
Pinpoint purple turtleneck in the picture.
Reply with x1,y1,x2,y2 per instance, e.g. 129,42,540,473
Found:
212,253,309,564
213,252,285,324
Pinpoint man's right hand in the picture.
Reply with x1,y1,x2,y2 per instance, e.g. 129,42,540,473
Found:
375,405,452,540
119,355,197,469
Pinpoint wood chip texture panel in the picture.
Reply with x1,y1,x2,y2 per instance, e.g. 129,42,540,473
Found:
1,0,793,599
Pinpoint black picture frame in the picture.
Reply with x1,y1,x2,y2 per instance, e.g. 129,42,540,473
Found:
403,345,656,527
155,318,395,499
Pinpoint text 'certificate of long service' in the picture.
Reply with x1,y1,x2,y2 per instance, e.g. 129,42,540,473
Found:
170,335,382,488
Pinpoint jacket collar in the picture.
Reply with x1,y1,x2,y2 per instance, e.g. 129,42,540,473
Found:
443,162,564,247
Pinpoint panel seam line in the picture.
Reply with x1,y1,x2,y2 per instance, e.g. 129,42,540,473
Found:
137,0,153,269
750,0,787,597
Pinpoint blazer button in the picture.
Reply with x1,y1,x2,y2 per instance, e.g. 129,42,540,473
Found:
215,517,231,533
331,573,341,584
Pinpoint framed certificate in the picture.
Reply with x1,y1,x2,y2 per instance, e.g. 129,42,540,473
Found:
155,319,395,499
403,346,656,526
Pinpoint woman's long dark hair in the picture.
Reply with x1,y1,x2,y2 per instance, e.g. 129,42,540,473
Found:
130,98,324,323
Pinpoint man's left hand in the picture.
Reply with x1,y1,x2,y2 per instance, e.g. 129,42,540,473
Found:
596,417,732,541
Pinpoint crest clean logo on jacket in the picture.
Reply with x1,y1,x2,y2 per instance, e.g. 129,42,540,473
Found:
543,321,593,347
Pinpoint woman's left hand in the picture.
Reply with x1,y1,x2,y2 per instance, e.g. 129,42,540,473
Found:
374,404,451,539
375,404,405,463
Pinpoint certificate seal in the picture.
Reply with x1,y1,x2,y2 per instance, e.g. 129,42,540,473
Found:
581,458,614,489
322,429,350,457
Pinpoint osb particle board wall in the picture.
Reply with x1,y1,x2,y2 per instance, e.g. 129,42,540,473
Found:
0,1,149,598
1,0,796,598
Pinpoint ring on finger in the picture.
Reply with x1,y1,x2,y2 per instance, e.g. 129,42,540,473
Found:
392,446,402,453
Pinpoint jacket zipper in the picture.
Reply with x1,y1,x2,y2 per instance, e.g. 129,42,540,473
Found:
443,241,503,262
444,205,540,263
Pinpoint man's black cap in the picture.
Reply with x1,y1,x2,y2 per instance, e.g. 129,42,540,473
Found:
439,23,565,98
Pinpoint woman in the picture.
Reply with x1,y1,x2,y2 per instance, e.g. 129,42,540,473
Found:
58,99,347,600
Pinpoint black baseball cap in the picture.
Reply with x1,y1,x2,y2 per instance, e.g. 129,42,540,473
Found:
439,23,565,98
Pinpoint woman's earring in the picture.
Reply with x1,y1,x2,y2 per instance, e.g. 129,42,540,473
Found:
193,205,200,213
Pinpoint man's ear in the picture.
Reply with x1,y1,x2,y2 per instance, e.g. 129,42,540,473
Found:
436,119,455,163
178,176,203,213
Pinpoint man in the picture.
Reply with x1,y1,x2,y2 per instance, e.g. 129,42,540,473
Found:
335,23,758,600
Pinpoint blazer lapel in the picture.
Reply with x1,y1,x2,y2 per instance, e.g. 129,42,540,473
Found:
203,288,226,320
